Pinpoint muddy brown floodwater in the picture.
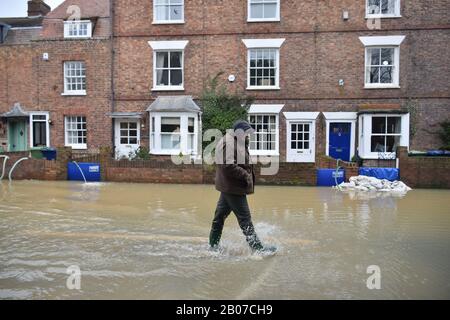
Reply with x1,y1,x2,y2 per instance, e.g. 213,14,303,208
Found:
0,181,449,299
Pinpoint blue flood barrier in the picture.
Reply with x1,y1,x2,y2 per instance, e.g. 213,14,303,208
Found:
317,169,345,187
358,167,399,181
68,162,101,182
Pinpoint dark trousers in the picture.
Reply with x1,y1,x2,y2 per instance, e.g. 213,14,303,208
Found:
209,192,262,249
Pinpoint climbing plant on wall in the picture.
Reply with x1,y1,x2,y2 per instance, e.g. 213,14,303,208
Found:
201,72,254,148
405,98,419,139
438,121,450,150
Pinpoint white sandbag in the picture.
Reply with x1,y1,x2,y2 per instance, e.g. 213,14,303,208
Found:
337,175,412,193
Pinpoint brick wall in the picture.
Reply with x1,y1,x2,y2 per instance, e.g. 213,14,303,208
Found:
1,147,71,181
316,155,359,182
114,0,450,160
2,147,449,189
102,158,318,186
398,146,450,189
0,39,113,152
105,159,204,184
0,0,112,151
1,0,449,163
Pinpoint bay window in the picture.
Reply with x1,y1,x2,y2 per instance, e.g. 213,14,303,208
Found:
153,0,184,24
150,113,198,155
366,0,401,18
248,0,280,22
358,113,410,159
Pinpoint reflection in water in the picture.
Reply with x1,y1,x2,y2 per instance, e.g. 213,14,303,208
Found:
0,181,449,299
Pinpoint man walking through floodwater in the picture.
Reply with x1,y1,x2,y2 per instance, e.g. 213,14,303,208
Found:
209,120,277,253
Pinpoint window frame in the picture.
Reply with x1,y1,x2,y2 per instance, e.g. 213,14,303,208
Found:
248,113,280,156
358,113,410,159
247,0,281,22
63,61,87,96
247,48,280,90
65,116,87,150
369,115,402,154
153,0,185,24
152,50,185,91
359,36,405,89
365,0,401,19
63,20,92,39
149,112,199,155
149,40,188,91
243,39,285,91
247,105,283,156
29,112,50,148
364,46,399,88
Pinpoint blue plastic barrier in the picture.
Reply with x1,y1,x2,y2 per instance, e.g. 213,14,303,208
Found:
68,162,101,182
358,167,399,181
317,169,345,187
42,148,57,161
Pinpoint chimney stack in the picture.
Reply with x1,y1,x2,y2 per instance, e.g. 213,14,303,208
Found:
27,0,51,17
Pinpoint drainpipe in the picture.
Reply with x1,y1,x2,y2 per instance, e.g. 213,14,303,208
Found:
110,0,116,154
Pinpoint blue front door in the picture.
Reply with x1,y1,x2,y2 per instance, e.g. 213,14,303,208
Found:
329,122,351,161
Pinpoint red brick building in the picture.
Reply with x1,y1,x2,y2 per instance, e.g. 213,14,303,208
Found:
1,0,449,166
113,0,450,164
0,0,112,153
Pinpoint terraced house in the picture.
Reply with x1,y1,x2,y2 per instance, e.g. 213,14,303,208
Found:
1,0,449,168
0,0,112,153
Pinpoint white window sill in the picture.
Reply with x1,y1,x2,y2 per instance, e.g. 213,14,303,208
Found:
152,86,184,91
66,145,87,150
152,20,185,25
64,36,92,40
246,86,280,91
150,150,191,156
61,91,87,96
365,15,402,19
359,152,397,160
364,84,400,89
247,18,280,23
250,151,280,157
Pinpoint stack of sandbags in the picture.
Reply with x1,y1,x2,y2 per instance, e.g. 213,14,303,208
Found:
337,175,412,193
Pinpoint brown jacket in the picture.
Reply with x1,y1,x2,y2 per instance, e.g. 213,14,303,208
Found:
215,132,255,195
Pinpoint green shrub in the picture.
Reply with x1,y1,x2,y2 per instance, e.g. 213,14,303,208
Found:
201,72,254,149
130,146,151,160
439,121,450,150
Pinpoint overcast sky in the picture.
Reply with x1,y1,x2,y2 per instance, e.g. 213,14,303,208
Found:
0,0,65,17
